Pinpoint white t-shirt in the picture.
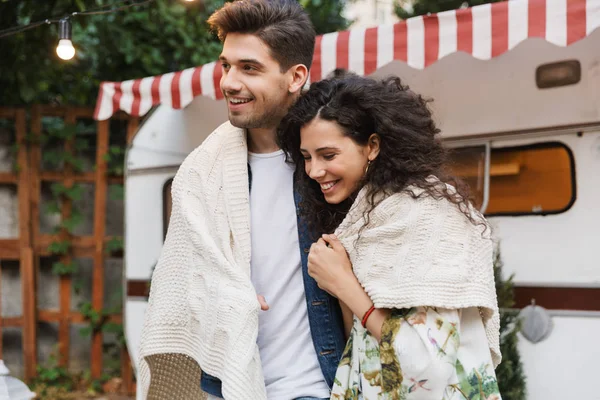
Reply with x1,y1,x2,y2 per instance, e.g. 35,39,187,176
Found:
248,150,330,400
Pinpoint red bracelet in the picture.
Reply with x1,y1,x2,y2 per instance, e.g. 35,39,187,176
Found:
361,305,376,328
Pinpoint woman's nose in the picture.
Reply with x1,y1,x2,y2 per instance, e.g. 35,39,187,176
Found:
307,161,325,180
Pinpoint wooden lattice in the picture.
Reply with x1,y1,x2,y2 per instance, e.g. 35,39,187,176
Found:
0,105,138,395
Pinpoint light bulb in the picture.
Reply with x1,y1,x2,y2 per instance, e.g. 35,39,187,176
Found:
56,39,75,60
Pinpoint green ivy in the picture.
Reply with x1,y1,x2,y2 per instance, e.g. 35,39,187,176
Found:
105,236,124,255
104,145,125,176
47,239,71,255
45,201,61,215
78,301,103,337
60,209,84,234
64,152,85,172
494,248,527,400
51,260,78,276
31,352,75,393
47,123,77,140
72,280,83,296
50,182,84,202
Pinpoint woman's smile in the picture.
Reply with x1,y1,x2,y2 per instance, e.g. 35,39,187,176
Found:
320,179,340,193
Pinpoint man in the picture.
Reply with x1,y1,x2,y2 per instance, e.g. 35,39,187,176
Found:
138,1,346,399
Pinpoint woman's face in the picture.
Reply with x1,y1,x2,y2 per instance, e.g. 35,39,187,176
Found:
300,117,379,204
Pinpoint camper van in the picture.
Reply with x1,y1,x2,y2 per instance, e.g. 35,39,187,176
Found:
95,2,600,398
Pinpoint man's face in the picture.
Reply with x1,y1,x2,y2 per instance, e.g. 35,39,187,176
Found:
219,33,293,130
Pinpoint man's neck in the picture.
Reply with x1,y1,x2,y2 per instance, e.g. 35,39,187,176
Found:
247,127,280,154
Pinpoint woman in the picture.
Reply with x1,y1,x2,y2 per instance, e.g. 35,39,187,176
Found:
278,74,502,400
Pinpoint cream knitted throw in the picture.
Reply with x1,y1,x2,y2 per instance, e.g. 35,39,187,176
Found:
137,121,267,399
334,184,502,368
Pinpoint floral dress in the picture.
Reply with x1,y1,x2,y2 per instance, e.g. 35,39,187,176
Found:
330,307,501,400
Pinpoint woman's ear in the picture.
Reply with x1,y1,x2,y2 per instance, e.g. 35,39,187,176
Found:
367,133,381,161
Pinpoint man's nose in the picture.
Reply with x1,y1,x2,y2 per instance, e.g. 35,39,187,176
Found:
221,68,243,94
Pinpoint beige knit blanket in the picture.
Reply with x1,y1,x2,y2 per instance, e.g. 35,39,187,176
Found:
137,122,268,399
334,184,502,367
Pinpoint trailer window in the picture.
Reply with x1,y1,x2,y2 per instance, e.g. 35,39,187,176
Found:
163,178,174,239
448,142,575,216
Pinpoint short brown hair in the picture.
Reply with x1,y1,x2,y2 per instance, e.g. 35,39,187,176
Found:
208,0,316,72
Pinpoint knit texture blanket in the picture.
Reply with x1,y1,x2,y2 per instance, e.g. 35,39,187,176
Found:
137,121,267,399
334,184,502,367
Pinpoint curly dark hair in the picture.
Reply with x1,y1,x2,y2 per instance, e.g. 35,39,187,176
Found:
277,72,479,235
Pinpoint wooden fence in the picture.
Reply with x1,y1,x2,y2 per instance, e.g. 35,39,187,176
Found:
0,105,139,395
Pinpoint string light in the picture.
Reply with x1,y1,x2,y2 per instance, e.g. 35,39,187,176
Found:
56,18,75,60
0,0,165,61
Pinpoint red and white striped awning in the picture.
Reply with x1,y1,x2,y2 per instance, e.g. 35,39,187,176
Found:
94,0,600,120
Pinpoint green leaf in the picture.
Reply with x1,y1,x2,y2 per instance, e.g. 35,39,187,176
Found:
110,166,124,176
79,326,93,337
60,212,84,233
47,240,71,255
102,322,124,334
75,138,90,151
51,123,77,140
110,145,124,155
64,153,85,172
45,201,61,215
51,261,77,276
50,183,67,197
43,151,64,167
64,184,84,202
105,236,124,254
73,280,83,295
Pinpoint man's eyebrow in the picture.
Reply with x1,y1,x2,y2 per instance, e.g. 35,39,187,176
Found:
218,55,265,66
239,58,266,68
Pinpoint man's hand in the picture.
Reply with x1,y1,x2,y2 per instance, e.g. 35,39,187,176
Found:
257,295,269,311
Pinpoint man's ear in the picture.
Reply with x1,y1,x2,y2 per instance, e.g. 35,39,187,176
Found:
367,133,381,161
288,64,309,94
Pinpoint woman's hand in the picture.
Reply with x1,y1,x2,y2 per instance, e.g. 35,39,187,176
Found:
308,234,357,299
309,234,390,341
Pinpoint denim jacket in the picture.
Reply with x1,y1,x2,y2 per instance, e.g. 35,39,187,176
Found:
200,167,346,397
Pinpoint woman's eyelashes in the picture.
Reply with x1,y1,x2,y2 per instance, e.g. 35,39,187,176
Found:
301,152,337,162
302,154,335,161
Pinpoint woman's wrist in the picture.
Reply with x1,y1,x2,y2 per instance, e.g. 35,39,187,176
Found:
336,273,389,340
335,271,363,303
337,277,374,318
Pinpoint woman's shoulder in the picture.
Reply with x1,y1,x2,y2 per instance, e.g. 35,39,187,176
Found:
379,179,490,238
